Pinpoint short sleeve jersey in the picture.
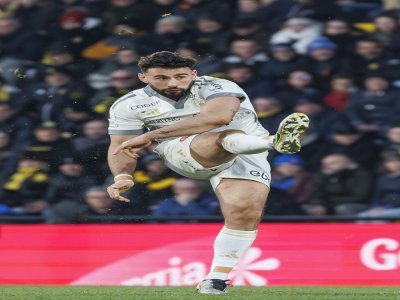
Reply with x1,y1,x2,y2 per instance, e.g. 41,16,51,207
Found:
108,76,266,140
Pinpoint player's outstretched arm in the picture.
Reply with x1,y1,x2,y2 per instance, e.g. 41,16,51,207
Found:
114,96,240,155
107,134,139,202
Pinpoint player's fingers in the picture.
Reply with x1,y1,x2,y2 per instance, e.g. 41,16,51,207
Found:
108,185,121,200
122,148,139,159
112,145,124,155
117,196,130,203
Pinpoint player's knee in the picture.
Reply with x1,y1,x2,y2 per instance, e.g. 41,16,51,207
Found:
225,205,263,228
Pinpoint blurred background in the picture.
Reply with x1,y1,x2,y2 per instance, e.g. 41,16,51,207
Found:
0,0,400,224
1,0,400,289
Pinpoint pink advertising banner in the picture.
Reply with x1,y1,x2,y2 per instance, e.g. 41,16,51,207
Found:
0,224,399,286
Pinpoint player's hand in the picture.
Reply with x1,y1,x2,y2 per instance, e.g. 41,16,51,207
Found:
113,134,153,159
107,178,134,202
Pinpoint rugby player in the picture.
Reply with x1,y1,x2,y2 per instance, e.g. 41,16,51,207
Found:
107,51,309,294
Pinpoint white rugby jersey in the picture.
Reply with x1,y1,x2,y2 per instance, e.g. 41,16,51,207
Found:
108,76,267,140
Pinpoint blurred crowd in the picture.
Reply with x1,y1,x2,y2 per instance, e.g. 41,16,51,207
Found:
1,0,400,223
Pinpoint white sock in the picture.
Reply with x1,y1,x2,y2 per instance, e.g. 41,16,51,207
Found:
221,133,274,154
205,226,257,280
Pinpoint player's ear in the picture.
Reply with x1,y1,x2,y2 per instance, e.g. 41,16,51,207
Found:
191,69,198,78
138,73,148,84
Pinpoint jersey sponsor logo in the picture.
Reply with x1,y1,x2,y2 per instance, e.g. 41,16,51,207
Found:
207,82,222,91
147,113,199,125
250,170,270,181
130,100,160,110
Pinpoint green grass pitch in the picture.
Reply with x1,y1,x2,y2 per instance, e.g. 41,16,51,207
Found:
0,286,399,300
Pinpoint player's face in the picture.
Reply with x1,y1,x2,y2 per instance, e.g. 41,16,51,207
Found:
139,67,197,100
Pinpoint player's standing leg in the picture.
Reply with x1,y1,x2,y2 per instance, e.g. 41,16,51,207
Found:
196,179,268,294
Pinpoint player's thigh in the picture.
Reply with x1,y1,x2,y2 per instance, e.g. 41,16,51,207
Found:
190,130,241,168
215,178,269,229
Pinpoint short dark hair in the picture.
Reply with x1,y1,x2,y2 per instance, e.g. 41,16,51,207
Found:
138,51,196,72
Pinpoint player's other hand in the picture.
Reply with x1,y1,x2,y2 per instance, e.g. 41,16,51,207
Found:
113,134,153,159
107,179,134,202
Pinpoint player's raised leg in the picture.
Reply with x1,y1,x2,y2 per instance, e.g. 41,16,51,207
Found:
189,112,310,169
197,179,268,294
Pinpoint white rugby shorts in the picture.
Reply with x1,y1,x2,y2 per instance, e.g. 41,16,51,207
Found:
154,135,271,190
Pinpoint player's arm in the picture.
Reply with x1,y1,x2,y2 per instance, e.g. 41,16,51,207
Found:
107,134,139,202
113,96,240,156
148,96,240,139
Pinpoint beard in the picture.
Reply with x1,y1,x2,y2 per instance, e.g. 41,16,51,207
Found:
149,84,187,100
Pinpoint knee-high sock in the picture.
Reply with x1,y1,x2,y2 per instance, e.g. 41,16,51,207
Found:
221,133,274,154
205,226,257,280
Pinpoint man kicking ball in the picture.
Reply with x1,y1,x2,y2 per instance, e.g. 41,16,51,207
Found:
106,51,309,294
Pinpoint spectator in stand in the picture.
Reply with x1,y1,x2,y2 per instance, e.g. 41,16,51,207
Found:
0,16,47,85
275,70,321,108
81,12,150,60
39,43,97,81
47,186,136,224
173,0,234,27
293,94,339,137
87,46,140,89
285,0,343,22
71,119,109,182
226,17,267,49
263,187,305,215
0,76,29,113
101,0,147,33
384,121,400,154
139,15,193,53
136,0,178,30
323,75,356,112
47,8,104,57
176,41,223,76
350,38,395,80
125,154,180,214
151,178,219,222
370,13,400,51
322,18,359,56
28,66,93,124
321,120,381,169
270,17,322,54
252,97,288,134
222,38,269,71
358,152,400,220
89,69,141,115
44,156,96,205
0,102,33,153
0,151,49,214
27,121,74,171
236,0,268,21
306,36,351,91
190,14,229,56
306,153,373,215
271,154,313,204
259,43,308,90
225,63,273,99
345,74,400,137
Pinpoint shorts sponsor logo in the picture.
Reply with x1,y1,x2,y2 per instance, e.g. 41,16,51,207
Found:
250,170,270,181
